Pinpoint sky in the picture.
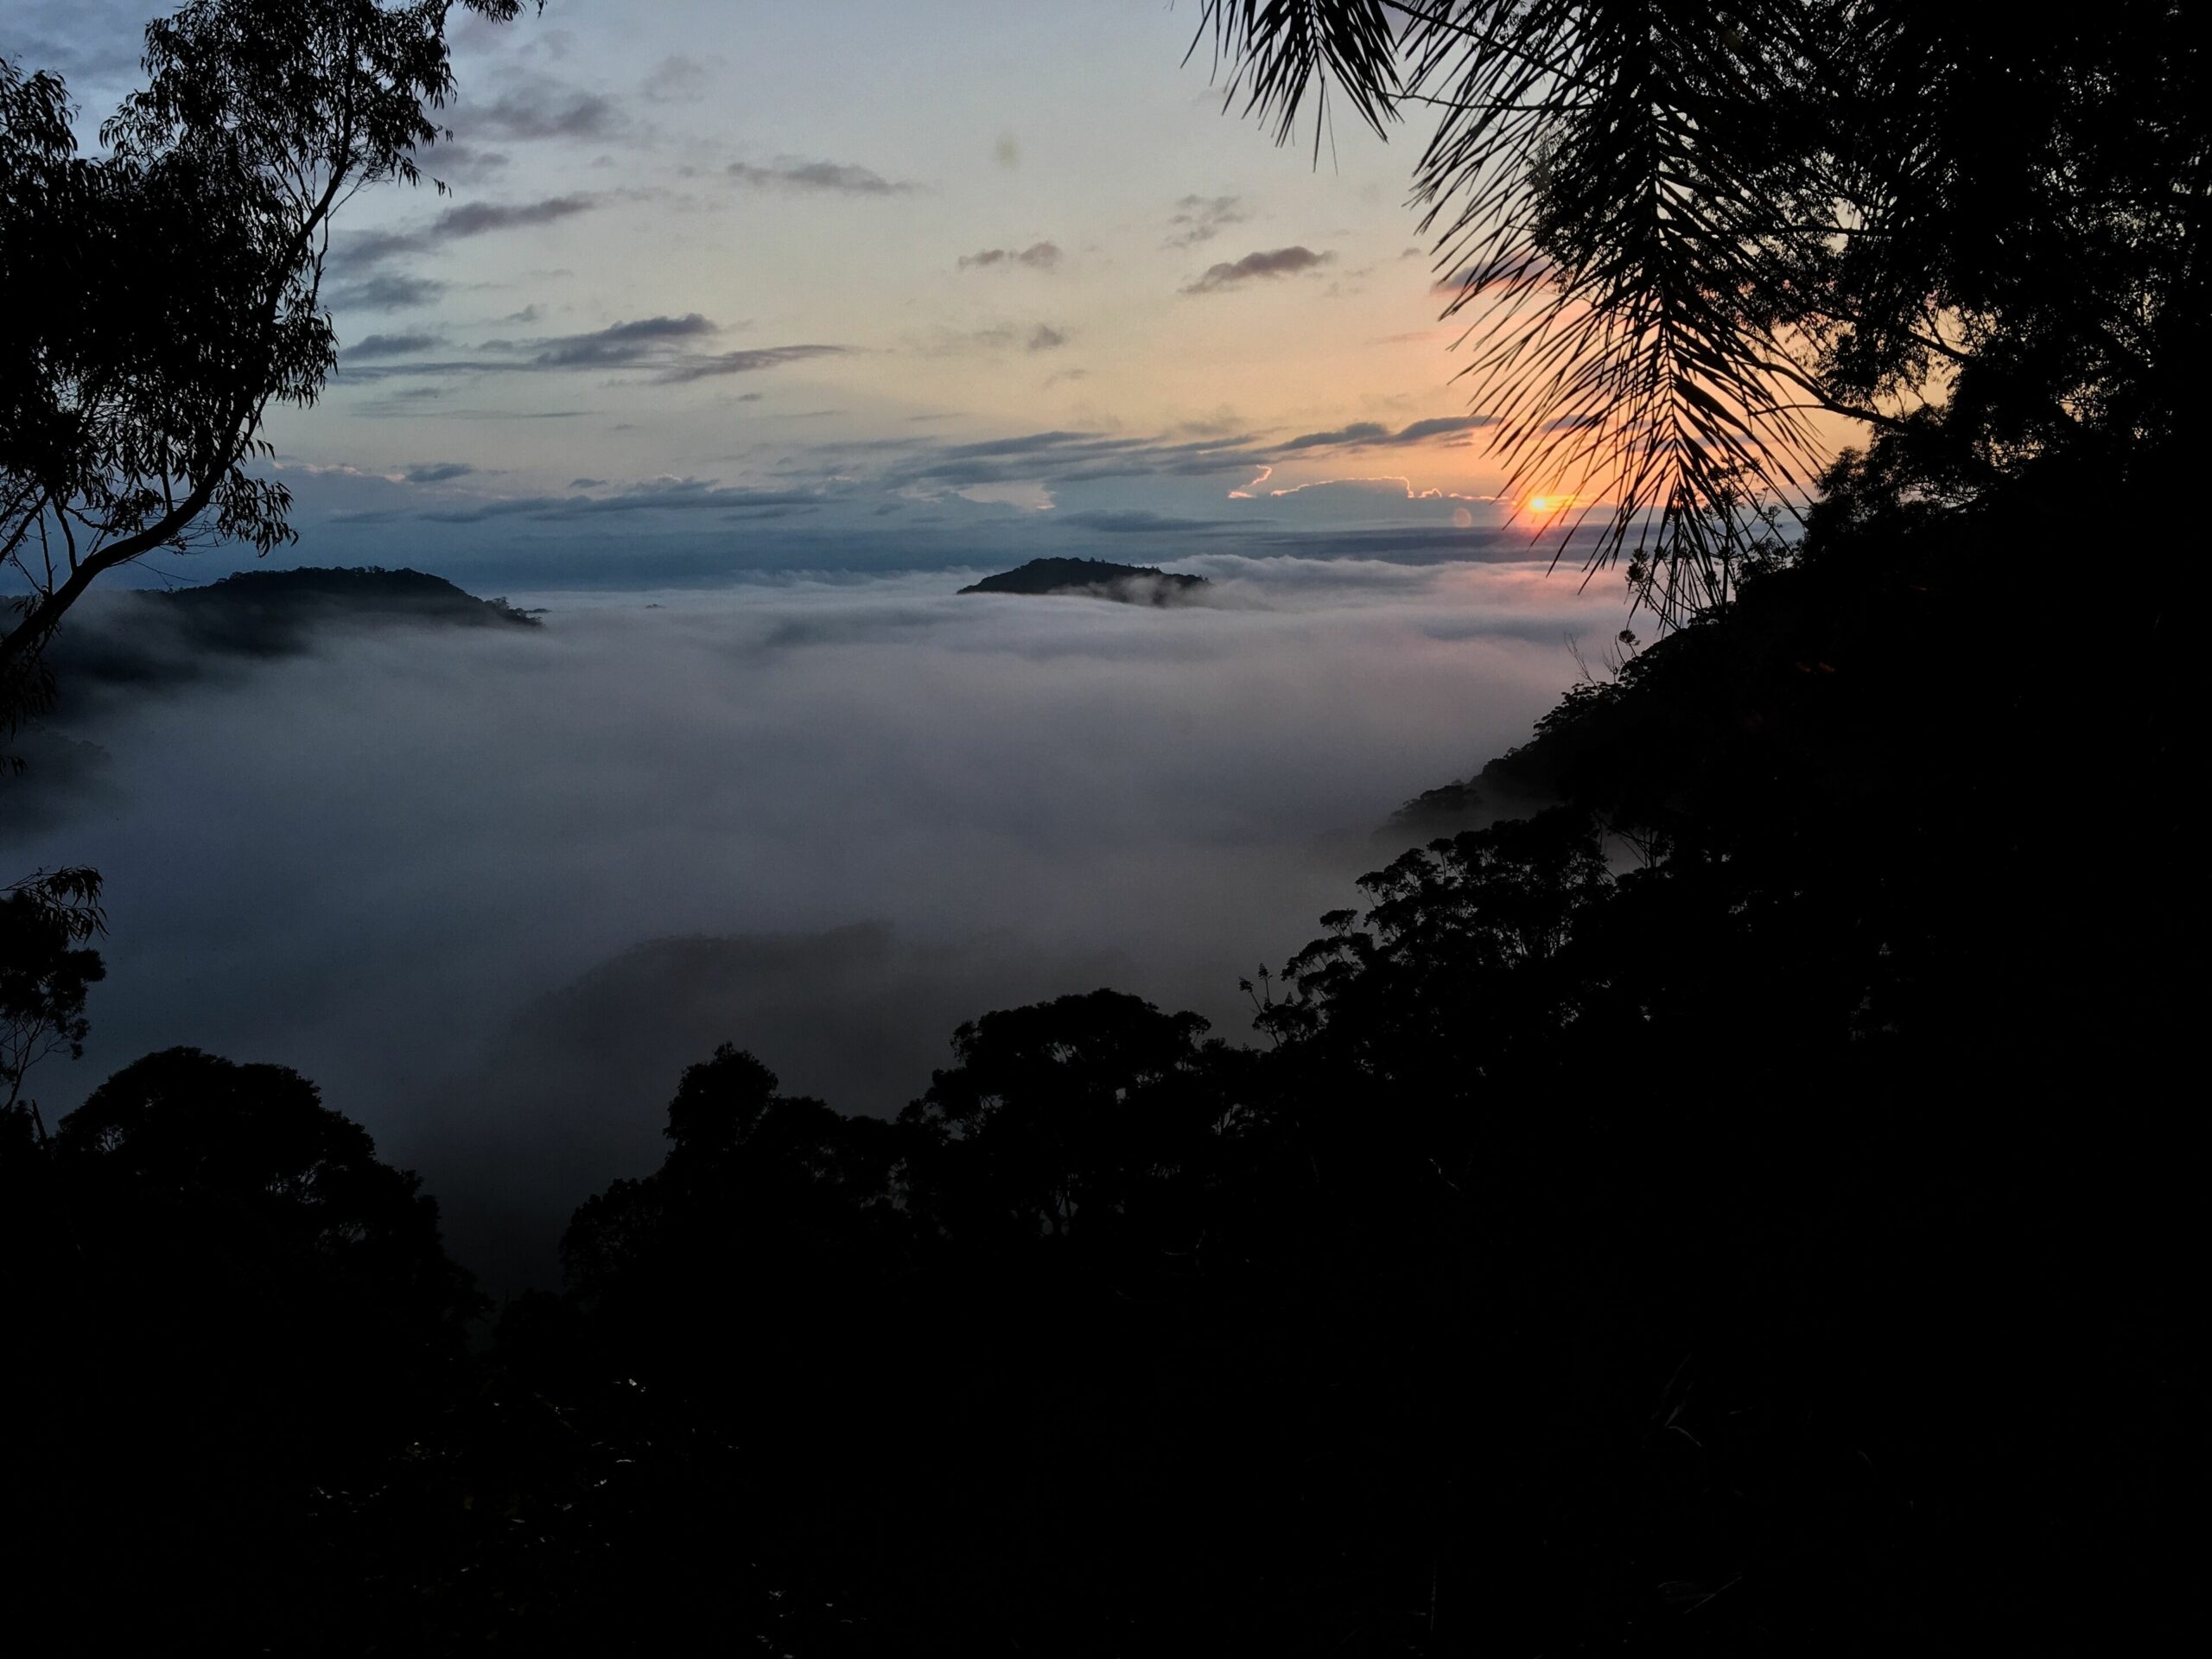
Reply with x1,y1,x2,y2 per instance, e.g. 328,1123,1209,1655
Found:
9,0,1558,586
4,2,1656,1286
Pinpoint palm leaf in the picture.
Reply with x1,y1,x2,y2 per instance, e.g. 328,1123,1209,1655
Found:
1204,1,1848,626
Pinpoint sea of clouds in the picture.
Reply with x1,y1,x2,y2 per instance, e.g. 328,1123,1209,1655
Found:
6,552,1624,1285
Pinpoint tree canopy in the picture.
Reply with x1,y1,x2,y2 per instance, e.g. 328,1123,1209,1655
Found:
0,0,530,705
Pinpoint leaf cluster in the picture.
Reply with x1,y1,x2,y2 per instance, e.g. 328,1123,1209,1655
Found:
0,2,529,680
0,866,106,1122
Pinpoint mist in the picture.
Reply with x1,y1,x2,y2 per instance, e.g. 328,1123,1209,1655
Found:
7,553,1618,1285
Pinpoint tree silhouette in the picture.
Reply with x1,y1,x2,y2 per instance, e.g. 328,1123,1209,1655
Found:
897,988,1227,1246
0,1,531,702
50,1046,481,1388
5,1046,482,1649
0,866,104,1136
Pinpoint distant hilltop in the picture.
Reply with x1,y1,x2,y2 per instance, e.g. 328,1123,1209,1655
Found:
957,557,1208,605
156,566,541,632
40,567,539,700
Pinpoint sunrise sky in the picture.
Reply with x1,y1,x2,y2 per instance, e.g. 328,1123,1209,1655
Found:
13,0,1567,588
4,0,1654,1198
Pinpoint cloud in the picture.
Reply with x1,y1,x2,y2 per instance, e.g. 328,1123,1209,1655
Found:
1182,245,1333,295
328,310,842,385
420,142,510,183
326,274,448,313
521,313,719,368
888,427,1271,490
652,344,849,384
439,196,599,238
357,480,831,525
641,54,717,103
1432,251,1556,296
348,386,448,418
1283,422,1390,450
1056,510,1241,535
1392,415,1502,443
922,323,1071,359
957,242,1062,272
1281,414,1501,450
1168,194,1249,248
346,332,443,360
404,462,476,485
727,158,918,195
464,86,624,141
340,194,599,270
2,0,147,86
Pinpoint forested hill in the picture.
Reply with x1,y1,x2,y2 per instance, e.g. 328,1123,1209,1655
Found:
154,566,540,634
41,568,538,695
957,557,1207,603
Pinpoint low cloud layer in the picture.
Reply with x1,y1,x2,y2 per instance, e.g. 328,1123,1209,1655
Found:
10,559,1620,1287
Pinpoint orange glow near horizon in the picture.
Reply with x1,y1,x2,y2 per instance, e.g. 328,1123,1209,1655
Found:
1520,492,1580,521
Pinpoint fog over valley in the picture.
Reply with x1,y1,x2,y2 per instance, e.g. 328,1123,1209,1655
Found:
8,551,1616,1282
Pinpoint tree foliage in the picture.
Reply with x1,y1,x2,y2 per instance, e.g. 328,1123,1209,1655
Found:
1198,1,2209,623
0,865,105,1132
0,0,530,702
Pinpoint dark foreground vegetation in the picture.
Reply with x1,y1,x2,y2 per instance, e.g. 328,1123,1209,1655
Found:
3,467,2191,1651
3,0,2200,1652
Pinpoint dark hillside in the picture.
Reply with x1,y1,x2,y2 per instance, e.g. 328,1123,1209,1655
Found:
40,567,538,695
157,564,539,627
957,556,1207,604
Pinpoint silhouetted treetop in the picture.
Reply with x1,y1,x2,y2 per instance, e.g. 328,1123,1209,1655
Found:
1,1,532,691
898,989,1230,1245
58,1046,467,1301
0,867,105,1133
563,1044,899,1303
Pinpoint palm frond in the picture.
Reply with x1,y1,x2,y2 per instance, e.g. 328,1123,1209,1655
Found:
1192,1,1402,156
1207,1,1851,626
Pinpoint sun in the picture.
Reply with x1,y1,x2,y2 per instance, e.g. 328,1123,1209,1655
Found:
1522,492,1578,518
